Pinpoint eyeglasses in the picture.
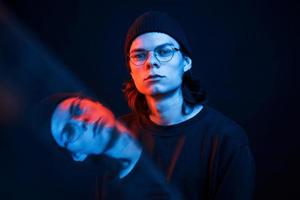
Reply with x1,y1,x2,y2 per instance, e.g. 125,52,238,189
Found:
129,45,180,66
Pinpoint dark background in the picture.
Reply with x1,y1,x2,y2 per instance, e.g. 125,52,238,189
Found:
0,0,298,199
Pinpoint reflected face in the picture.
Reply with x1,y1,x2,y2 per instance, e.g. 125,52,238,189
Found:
51,97,115,161
129,32,191,97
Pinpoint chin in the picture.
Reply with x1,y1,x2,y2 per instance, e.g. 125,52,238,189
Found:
142,88,164,96
148,86,182,98
72,153,88,161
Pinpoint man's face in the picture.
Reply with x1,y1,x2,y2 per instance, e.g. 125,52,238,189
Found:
129,32,191,97
51,97,115,161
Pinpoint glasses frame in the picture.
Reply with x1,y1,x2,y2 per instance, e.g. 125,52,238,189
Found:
128,46,180,66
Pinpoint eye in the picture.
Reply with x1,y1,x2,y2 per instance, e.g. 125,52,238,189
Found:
71,105,82,117
70,99,83,117
62,124,76,142
131,52,147,61
156,47,173,57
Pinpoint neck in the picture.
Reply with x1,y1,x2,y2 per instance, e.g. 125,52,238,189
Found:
146,88,191,125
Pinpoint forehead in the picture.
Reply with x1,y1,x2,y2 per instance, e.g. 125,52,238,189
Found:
130,32,179,52
51,97,78,123
56,97,97,110
56,97,78,111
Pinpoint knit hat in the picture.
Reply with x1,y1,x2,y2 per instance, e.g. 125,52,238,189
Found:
124,11,192,66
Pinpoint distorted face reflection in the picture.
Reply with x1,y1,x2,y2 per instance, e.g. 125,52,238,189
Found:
51,97,115,161
129,32,192,97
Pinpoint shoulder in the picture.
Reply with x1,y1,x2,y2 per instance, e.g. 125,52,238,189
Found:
202,106,250,146
117,112,143,135
201,107,255,171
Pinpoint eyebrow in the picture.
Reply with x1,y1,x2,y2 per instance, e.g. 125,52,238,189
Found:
69,98,82,116
130,43,176,53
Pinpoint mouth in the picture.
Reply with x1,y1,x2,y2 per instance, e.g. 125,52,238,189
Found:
144,74,165,82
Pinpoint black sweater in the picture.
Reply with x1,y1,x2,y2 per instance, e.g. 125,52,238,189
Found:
101,105,255,200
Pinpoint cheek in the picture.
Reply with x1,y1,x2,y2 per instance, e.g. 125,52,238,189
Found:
131,69,143,81
51,123,66,147
170,69,184,82
162,63,184,82
131,71,145,90
67,127,92,151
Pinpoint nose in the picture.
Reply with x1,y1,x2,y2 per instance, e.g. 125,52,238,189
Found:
146,51,159,68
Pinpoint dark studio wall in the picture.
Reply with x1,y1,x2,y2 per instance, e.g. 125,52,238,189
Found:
0,0,298,199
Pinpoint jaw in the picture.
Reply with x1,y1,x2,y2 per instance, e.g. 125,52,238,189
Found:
72,153,88,161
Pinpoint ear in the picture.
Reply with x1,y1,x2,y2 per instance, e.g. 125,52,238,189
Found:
72,153,87,161
183,56,192,72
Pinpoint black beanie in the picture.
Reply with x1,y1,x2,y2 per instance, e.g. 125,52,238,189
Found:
124,11,192,66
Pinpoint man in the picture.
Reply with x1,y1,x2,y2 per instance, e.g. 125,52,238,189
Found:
118,11,255,199
48,11,255,199
48,94,142,179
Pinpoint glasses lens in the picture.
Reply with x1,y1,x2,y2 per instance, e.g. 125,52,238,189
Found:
155,46,174,62
130,51,147,65
129,46,178,65
62,123,82,144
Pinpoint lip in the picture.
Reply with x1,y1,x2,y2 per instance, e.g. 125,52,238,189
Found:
144,75,165,82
